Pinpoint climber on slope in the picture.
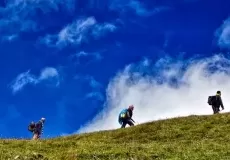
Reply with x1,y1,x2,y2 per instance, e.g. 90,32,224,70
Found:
28,117,46,140
208,91,225,114
118,105,135,128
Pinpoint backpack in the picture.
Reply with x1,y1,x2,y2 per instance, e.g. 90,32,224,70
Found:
28,122,35,132
208,96,216,105
119,109,128,119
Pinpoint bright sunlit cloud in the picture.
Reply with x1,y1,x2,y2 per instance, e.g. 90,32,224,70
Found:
77,54,230,133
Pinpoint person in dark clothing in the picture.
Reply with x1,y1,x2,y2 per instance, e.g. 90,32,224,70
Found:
211,91,224,114
28,117,45,140
118,105,135,128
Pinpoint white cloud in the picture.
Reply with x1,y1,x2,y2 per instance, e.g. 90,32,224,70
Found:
85,76,104,101
0,0,74,40
85,76,103,89
141,57,150,66
92,23,117,38
76,51,89,57
128,0,154,16
1,34,18,42
39,67,59,80
10,67,59,94
73,74,104,101
77,54,230,133
85,92,104,101
10,71,38,94
109,0,171,17
215,17,230,49
56,17,96,46
42,17,117,48
71,51,104,65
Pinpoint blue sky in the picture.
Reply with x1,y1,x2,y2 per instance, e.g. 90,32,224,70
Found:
0,0,230,138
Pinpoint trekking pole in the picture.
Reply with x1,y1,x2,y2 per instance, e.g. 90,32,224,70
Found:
131,118,135,123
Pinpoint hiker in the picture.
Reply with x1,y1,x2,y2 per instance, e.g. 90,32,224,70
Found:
28,117,46,140
118,105,135,128
208,91,225,114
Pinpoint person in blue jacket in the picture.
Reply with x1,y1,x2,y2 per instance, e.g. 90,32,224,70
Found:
118,105,135,128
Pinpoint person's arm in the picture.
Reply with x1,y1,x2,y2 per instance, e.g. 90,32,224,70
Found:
219,96,224,110
126,111,130,118
127,111,135,122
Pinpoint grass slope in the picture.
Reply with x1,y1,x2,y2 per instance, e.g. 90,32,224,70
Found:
1,113,230,160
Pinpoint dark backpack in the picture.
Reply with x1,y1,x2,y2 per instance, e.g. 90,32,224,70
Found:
208,96,216,105
28,122,35,132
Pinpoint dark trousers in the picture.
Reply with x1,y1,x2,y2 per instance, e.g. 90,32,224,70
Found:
212,105,220,114
121,119,134,128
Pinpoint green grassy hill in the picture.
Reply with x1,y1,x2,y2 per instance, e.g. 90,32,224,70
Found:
1,113,230,160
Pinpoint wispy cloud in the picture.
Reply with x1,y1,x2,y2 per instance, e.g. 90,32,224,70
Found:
74,75,104,101
85,76,103,89
80,51,102,61
77,54,230,133
109,0,171,17
215,17,230,49
1,34,18,42
41,17,117,48
85,92,104,101
128,0,169,17
40,67,59,80
0,0,75,40
10,71,37,94
92,23,117,38
76,51,89,57
10,67,60,94
71,50,103,65
74,75,103,90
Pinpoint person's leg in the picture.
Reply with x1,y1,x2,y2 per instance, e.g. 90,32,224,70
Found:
37,134,41,139
121,120,127,128
32,133,38,140
127,119,134,126
212,106,219,114
212,105,217,114
37,130,41,139
118,118,123,125
32,128,41,140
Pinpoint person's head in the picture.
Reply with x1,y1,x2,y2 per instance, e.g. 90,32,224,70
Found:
40,117,46,123
216,91,221,96
30,121,35,126
128,105,134,111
